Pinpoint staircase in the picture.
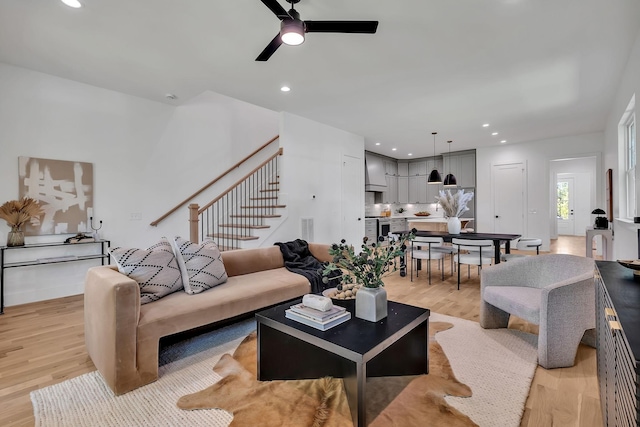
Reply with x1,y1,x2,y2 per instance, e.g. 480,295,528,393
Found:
188,147,285,250
151,136,285,250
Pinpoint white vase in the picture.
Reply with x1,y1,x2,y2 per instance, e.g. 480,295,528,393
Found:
447,217,461,234
355,286,388,322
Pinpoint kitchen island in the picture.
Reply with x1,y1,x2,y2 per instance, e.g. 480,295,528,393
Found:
407,217,473,232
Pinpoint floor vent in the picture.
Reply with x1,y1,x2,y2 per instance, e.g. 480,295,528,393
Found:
301,217,314,242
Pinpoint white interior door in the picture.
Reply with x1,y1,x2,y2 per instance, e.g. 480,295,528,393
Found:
492,162,525,235
342,154,364,245
557,177,575,235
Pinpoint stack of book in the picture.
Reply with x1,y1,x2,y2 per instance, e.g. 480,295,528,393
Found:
285,303,351,331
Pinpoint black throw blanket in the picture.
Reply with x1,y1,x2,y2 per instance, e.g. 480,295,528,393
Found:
274,239,338,294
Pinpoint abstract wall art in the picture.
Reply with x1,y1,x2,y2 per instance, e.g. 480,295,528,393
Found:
18,156,94,235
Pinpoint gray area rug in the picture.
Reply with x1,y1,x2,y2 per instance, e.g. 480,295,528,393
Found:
30,313,538,427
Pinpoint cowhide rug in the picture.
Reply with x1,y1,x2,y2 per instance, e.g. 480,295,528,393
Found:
177,322,477,427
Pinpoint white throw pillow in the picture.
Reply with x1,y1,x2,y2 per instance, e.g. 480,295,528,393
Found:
169,236,228,294
109,238,183,304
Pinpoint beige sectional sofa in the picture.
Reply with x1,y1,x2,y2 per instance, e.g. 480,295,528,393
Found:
84,243,332,395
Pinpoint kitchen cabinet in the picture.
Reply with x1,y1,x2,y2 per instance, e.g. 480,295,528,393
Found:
408,161,427,203
397,162,409,204
382,159,398,203
426,158,443,204
365,219,377,243
390,218,406,233
595,261,639,426
443,151,476,188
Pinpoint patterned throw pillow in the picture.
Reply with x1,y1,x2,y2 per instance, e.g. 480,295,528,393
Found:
110,238,183,304
170,236,228,294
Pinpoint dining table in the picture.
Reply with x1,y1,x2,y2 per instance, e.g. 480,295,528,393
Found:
392,230,522,276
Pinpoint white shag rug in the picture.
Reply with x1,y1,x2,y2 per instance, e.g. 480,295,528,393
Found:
31,313,538,427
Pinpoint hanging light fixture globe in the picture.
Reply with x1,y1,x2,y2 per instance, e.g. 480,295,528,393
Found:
443,140,458,187
427,132,442,184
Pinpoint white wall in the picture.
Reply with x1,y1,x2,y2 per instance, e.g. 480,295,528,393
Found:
476,133,603,251
266,113,365,247
0,63,279,306
604,29,640,259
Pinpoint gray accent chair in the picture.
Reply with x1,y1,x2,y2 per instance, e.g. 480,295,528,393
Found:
480,254,595,369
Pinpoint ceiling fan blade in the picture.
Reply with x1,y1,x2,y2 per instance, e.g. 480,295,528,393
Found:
256,33,283,61
305,21,378,34
260,0,291,20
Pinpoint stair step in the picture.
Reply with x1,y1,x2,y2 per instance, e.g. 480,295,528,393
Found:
208,233,259,241
241,205,286,209
219,224,270,229
259,189,279,193
269,181,280,185
250,197,278,200
230,214,282,219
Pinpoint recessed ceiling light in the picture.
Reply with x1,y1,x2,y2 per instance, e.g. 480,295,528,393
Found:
61,0,82,8
392,148,397,151
482,123,490,127
408,153,413,156
501,140,507,143
492,132,498,136
375,142,381,146
165,93,177,100
280,86,291,92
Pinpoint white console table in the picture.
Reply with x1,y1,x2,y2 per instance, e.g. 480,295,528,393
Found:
586,227,613,260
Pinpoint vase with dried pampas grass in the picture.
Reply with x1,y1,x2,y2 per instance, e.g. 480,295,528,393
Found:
0,197,44,246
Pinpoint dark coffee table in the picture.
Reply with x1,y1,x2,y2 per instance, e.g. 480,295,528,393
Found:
255,299,430,427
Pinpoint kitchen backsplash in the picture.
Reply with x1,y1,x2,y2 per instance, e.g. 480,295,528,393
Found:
365,202,444,218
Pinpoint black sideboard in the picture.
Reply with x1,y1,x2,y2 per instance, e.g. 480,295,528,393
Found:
595,261,640,426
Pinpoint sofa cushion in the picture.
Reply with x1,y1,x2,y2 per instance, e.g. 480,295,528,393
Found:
137,267,311,340
483,286,541,325
109,238,183,304
170,236,228,294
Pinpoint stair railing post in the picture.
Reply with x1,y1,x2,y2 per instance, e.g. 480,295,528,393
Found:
189,203,200,243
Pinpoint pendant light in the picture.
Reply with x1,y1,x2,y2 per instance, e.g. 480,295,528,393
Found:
443,140,458,187
427,132,442,184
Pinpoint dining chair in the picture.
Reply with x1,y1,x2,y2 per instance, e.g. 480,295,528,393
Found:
410,236,447,284
501,237,542,262
452,238,494,290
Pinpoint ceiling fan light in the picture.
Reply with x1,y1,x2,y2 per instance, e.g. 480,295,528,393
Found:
443,173,457,187
281,20,305,46
61,0,82,7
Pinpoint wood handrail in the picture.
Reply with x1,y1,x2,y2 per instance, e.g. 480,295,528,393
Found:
198,147,283,214
150,135,279,226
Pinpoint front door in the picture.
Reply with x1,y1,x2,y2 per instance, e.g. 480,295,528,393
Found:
557,177,575,235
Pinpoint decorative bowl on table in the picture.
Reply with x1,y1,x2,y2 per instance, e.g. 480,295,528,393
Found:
617,259,640,278
414,211,431,217
322,285,360,309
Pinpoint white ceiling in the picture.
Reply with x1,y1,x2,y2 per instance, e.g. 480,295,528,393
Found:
1,0,639,158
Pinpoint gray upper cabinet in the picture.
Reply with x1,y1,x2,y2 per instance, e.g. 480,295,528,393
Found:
397,161,409,204
442,150,476,188
366,151,465,205
426,158,443,204
408,160,427,203
382,159,398,203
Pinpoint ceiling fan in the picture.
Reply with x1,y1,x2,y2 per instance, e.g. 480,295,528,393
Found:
256,0,378,61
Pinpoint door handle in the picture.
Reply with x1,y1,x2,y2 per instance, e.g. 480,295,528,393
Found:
495,215,499,219
358,218,361,221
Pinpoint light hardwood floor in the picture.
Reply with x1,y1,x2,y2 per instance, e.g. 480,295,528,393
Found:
0,236,602,427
